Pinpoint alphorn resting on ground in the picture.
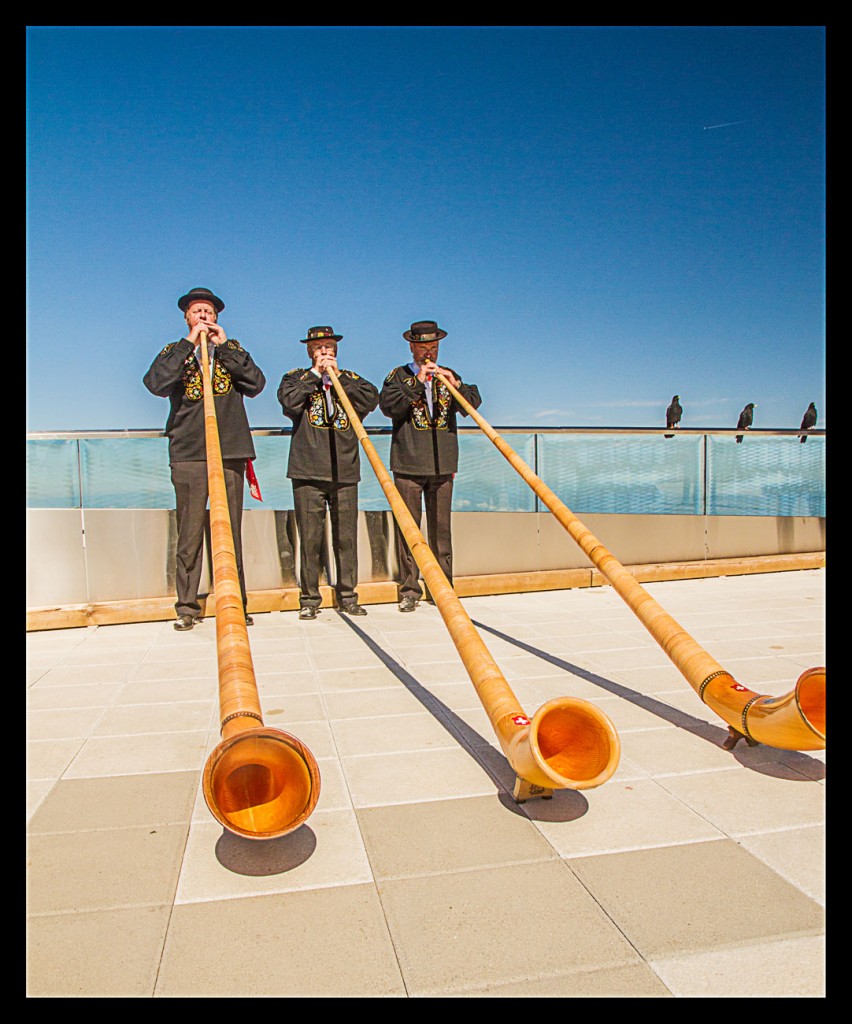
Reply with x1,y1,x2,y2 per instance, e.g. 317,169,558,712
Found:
436,375,825,753
326,364,621,801
197,330,322,839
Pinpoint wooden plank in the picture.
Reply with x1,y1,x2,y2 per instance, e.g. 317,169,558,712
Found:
26,552,826,632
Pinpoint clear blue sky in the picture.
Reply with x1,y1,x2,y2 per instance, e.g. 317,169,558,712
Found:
26,25,825,433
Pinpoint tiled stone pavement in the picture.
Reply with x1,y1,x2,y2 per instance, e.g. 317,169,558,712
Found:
27,570,826,997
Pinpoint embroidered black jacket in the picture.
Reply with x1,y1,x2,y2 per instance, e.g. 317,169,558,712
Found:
379,365,482,476
143,338,265,464
277,368,380,483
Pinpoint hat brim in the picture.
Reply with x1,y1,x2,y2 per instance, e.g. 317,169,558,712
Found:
301,335,342,344
404,329,447,343
178,292,225,313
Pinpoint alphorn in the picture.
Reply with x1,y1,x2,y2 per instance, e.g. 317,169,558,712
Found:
326,365,620,798
198,331,321,839
437,376,825,752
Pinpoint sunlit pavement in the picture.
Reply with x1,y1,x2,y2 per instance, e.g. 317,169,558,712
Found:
26,569,825,997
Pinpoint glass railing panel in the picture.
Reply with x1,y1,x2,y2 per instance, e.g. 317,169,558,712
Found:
79,437,173,509
454,433,537,511
538,433,704,514
707,434,825,516
26,439,81,509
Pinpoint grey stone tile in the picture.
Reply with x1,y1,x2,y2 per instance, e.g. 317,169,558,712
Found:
567,839,824,959
28,771,199,833
356,794,559,879
376,860,641,996
27,824,189,914
27,906,172,997
155,887,405,996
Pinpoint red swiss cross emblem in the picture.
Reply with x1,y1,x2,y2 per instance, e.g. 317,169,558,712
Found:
512,715,530,726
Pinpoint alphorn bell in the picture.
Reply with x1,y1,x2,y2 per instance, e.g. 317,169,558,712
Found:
197,331,321,839
438,376,825,753
326,364,620,798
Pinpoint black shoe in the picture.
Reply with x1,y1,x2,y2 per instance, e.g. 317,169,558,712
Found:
174,615,195,631
299,606,319,620
339,602,367,616
398,595,419,613
245,615,254,626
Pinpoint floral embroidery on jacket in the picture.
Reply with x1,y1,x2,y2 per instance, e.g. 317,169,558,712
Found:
182,340,245,401
411,378,450,430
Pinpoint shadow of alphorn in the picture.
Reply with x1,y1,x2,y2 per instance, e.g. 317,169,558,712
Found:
438,377,825,752
198,331,321,838
327,366,620,798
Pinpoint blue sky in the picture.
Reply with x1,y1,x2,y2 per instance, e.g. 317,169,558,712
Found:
26,25,825,433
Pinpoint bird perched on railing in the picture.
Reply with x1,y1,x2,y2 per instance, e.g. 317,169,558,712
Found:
799,402,817,443
735,403,755,443
664,395,682,438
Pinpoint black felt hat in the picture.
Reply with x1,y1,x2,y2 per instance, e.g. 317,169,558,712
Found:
300,326,343,344
403,320,447,343
177,287,225,313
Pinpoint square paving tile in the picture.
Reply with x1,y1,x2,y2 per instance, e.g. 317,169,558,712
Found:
356,794,559,879
341,746,499,807
63,730,210,778
27,771,199,833
175,809,373,903
27,824,188,914
155,886,405,996
567,839,824,959
648,934,825,996
27,905,172,997
376,859,642,996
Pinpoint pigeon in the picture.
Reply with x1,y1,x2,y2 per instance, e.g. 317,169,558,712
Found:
799,402,817,443
735,402,755,443
664,395,682,438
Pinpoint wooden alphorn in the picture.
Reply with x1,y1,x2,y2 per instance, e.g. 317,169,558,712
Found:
438,375,825,752
326,364,620,798
198,331,321,838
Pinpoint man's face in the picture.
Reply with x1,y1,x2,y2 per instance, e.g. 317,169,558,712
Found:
308,340,338,367
410,339,440,365
185,301,218,330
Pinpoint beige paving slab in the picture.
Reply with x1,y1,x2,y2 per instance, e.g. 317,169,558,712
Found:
314,663,407,691
735,825,826,905
656,766,826,835
156,886,406,997
92,700,216,736
618,725,748,776
528,777,726,857
26,779,55,823
455,962,673,997
27,738,84,780
341,746,499,807
62,729,210,778
254,671,320,696
113,676,220,704
376,860,642,996
322,684,428,719
32,663,139,686
26,905,172,997
28,771,200,833
132,658,218,680
175,809,373,903
27,824,188,914
330,710,460,757
356,794,560,880
567,839,824,959
26,706,107,741
258,691,327,724
648,934,825,997
26,681,123,710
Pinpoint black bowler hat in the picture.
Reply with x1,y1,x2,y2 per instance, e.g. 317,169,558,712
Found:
177,287,225,313
403,320,447,343
300,325,343,344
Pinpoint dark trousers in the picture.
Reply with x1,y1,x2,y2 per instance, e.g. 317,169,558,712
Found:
393,473,454,599
170,459,248,619
292,480,360,608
